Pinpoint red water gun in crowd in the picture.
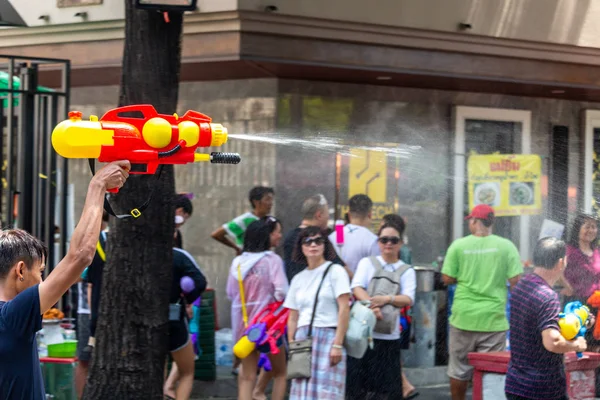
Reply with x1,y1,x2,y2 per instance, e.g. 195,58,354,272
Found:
233,301,289,371
51,105,241,218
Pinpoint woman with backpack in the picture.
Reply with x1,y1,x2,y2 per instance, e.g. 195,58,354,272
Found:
347,223,417,400
380,214,419,400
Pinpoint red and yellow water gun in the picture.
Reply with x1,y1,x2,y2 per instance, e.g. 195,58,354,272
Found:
233,301,289,371
52,104,240,193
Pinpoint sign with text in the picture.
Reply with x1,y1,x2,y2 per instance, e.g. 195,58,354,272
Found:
337,148,398,231
467,154,542,217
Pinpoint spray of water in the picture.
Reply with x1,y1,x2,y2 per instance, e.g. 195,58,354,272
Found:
228,133,422,160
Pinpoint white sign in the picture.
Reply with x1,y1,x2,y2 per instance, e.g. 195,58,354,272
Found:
539,219,565,240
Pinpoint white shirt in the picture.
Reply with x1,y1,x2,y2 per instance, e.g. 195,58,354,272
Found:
284,262,350,329
77,282,90,315
351,256,416,340
328,224,380,273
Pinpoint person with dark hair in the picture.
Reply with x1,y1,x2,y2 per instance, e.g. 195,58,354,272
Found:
174,193,194,249
285,226,350,400
226,216,288,400
0,161,129,400
163,246,207,400
563,213,600,302
505,237,587,400
328,194,379,275
283,194,346,282
379,214,418,399
441,204,523,400
381,214,410,264
348,223,416,400
562,213,600,364
212,186,275,255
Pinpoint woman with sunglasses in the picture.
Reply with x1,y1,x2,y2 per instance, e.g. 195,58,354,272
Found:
347,223,417,400
380,214,419,400
284,226,351,400
226,216,289,400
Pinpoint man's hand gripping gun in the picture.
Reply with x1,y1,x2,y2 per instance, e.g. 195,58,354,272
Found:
558,301,591,358
51,105,241,193
232,301,289,372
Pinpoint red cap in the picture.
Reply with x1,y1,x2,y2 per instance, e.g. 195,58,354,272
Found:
465,204,495,220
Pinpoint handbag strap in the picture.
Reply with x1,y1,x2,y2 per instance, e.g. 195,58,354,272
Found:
308,262,334,338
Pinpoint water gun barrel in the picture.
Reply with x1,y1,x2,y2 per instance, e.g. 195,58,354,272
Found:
51,112,115,158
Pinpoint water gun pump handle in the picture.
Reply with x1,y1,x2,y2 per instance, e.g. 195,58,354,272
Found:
211,152,241,164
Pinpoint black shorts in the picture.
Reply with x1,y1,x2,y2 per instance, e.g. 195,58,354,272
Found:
169,320,189,352
256,335,285,354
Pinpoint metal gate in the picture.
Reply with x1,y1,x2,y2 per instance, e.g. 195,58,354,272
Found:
0,54,70,274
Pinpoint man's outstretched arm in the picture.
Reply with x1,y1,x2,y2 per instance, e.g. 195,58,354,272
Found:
211,227,241,254
38,161,130,313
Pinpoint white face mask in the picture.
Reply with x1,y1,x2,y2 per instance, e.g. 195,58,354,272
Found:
175,215,184,225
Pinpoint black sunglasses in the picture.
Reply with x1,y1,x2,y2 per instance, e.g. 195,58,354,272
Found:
378,236,401,245
303,237,325,246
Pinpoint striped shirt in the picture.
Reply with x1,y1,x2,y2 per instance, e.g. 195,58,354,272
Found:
505,273,565,400
223,212,259,249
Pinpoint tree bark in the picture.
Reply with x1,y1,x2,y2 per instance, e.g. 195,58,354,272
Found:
83,2,183,399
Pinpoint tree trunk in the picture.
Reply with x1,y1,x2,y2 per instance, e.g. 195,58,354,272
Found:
83,2,183,399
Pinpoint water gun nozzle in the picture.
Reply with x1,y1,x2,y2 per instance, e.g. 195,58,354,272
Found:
210,123,228,147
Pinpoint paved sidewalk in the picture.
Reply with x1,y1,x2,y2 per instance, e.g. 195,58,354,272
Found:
189,366,470,400
191,384,471,400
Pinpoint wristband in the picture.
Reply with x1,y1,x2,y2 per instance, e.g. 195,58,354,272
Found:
332,344,343,349
389,295,394,304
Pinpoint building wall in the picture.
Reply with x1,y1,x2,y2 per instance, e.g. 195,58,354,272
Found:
69,77,600,328
8,0,237,26
8,0,600,49
241,0,600,47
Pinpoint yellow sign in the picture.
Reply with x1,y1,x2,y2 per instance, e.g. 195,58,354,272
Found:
348,149,387,203
468,154,542,217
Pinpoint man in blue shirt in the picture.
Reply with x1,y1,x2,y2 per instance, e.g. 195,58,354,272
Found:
506,237,588,400
0,160,129,400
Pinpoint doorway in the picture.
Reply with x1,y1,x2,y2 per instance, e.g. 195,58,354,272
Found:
453,106,532,258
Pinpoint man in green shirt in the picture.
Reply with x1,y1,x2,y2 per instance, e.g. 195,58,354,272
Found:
441,204,523,400
210,186,274,255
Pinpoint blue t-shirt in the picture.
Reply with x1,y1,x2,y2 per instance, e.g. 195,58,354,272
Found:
0,285,45,400
505,273,565,400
